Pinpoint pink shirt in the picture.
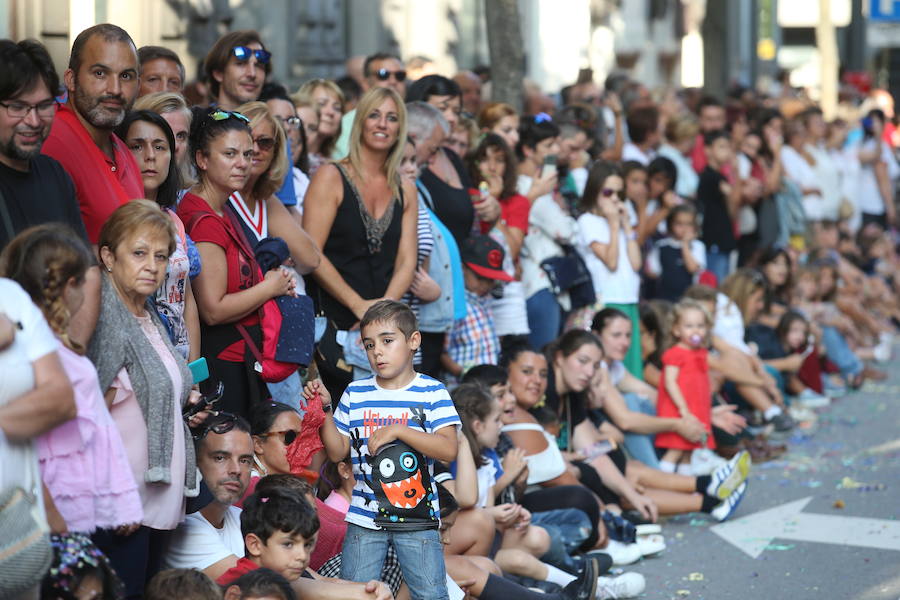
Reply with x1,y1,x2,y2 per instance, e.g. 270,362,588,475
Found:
38,344,143,533
108,313,186,530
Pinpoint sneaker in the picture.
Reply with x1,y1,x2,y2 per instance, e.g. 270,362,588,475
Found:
561,553,598,600
706,450,751,500
577,552,613,576
635,533,666,557
690,447,728,476
596,572,647,599
789,405,817,423
711,481,748,522
600,539,642,565
767,411,795,432
796,389,831,409
874,341,891,363
634,523,662,536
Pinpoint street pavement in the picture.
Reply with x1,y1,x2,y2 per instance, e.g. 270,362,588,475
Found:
625,365,900,600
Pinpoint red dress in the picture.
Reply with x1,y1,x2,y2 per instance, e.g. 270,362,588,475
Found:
654,345,714,450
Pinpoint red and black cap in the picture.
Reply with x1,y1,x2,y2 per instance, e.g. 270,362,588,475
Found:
461,235,513,282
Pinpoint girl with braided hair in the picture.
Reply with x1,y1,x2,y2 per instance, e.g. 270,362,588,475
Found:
0,223,143,535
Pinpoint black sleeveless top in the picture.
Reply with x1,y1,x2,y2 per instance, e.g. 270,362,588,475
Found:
419,148,474,245
315,164,404,329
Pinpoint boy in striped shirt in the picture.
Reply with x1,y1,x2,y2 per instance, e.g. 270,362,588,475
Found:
310,300,460,600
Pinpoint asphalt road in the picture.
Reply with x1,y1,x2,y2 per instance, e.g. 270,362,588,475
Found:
626,366,900,600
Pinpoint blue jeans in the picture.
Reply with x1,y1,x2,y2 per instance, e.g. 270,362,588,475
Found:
821,325,863,379
531,508,592,573
526,289,562,351
706,247,733,285
341,524,448,600
622,393,660,468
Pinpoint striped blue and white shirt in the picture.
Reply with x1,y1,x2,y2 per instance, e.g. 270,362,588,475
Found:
334,373,461,530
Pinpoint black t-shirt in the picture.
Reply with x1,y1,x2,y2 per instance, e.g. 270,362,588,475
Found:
419,148,474,245
698,166,735,252
0,156,87,250
745,322,786,361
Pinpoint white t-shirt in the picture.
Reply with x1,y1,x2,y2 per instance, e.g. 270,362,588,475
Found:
164,506,244,570
575,213,640,304
334,373,461,530
0,279,58,529
780,146,823,221
854,139,898,216
621,142,655,166
714,293,753,355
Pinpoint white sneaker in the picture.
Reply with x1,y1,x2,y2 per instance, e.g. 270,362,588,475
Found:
690,448,728,476
796,389,831,409
634,524,662,536
706,450,751,500
596,572,646,599
635,533,666,557
873,342,891,363
711,481,748,522
789,405,817,423
601,539,642,565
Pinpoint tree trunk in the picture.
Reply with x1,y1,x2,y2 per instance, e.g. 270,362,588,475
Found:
484,0,525,112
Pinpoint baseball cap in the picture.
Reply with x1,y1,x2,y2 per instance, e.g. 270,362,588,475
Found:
461,235,513,282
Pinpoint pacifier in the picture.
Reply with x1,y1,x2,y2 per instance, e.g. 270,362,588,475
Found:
689,334,703,346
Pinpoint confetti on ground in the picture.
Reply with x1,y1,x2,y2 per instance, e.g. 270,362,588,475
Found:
765,543,796,551
833,499,846,509
675,590,691,597
688,572,705,581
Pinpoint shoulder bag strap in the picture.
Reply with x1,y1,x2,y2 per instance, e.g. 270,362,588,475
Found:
0,187,15,242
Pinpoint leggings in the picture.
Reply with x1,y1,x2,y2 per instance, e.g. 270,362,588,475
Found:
520,485,600,549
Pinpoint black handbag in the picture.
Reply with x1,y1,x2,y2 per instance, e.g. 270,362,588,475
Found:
540,245,596,309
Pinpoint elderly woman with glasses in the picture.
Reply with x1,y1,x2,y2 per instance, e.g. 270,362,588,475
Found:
177,109,296,418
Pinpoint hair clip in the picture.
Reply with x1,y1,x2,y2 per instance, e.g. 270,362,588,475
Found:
260,496,270,503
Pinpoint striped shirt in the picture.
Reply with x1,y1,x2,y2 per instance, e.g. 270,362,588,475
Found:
333,373,460,530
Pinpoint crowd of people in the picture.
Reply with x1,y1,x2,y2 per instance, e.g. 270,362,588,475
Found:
1,21,899,600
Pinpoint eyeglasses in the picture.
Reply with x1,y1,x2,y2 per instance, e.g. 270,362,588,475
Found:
232,46,271,64
276,115,301,130
253,136,275,151
0,99,57,120
257,429,300,446
209,109,250,123
374,68,407,82
191,412,238,441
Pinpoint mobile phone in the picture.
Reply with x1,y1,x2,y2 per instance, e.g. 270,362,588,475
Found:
583,439,614,460
182,381,224,418
541,155,557,179
188,357,209,384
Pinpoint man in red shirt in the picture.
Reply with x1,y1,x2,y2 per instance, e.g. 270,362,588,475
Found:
691,96,727,174
42,23,143,244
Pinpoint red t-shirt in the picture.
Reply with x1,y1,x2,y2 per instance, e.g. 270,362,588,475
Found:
177,192,260,361
217,557,260,586
41,104,143,243
477,193,531,235
309,498,348,571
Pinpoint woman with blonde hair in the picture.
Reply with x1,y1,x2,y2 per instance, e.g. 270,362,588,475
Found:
302,87,418,399
295,79,344,172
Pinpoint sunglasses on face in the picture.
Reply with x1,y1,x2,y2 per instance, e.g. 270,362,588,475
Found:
253,136,276,151
276,115,301,129
601,188,622,198
232,46,271,64
374,68,407,82
191,411,238,441
258,429,300,446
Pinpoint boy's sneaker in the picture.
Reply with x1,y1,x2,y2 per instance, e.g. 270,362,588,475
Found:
690,447,728,476
706,450,751,500
598,539,642,565
767,411,795,432
711,481,748,522
596,572,647,599
561,554,598,600
795,389,831,409
635,533,666,557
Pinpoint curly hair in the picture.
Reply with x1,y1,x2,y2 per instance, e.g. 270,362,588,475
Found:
0,224,94,353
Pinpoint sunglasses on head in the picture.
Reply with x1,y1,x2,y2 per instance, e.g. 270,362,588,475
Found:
258,429,300,446
375,68,407,82
232,46,271,64
192,411,238,441
209,109,250,123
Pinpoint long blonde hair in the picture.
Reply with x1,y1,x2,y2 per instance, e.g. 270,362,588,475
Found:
235,101,289,200
295,79,345,157
720,268,767,325
347,87,408,198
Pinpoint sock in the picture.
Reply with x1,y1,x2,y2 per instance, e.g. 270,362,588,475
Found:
695,474,712,494
763,405,783,420
482,573,568,600
700,493,719,513
658,460,676,473
543,563,577,587
676,463,694,475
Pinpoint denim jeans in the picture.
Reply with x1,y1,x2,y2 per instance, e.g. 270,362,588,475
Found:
526,288,562,351
821,325,863,379
622,393,660,468
341,524,448,600
531,508,592,573
706,247,733,285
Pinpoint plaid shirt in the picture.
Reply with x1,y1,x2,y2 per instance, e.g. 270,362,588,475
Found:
445,290,500,372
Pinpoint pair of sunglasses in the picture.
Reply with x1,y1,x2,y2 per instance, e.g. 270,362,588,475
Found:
253,136,275,151
191,411,237,441
374,68,406,82
209,109,250,123
257,429,300,446
232,46,271,64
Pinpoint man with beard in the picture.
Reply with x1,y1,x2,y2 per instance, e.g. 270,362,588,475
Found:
42,23,143,244
204,30,271,110
0,39,86,250
164,413,254,580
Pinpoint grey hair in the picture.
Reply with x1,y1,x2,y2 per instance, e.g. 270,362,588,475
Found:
405,100,449,142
